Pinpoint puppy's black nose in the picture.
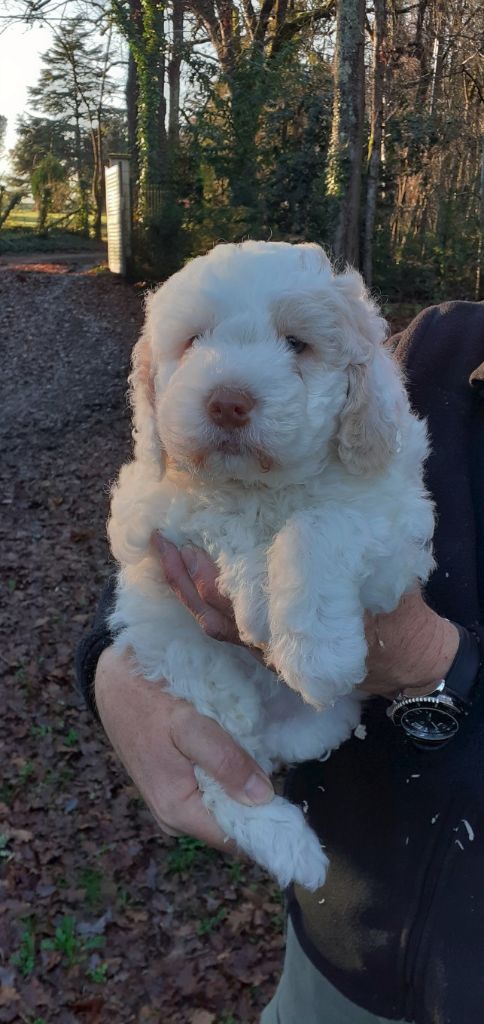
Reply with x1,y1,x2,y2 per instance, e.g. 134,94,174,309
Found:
207,387,255,430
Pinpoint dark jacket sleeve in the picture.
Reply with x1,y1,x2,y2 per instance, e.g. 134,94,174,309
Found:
288,300,484,1024
75,575,117,720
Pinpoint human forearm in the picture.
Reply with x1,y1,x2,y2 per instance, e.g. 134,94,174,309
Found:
362,591,460,697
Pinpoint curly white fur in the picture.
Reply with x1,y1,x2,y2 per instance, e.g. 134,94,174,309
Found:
108,241,434,890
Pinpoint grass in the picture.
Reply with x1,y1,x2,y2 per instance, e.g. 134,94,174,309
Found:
41,915,79,966
31,723,52,738
196,908,227,936
64,728,79,747
12,912,108,982
12,917,36,977
0,203,108,253
0,204,107,253
80,868,103,909
87,962,109,983
0,226,106,254
18,761,35,785
0,835,13,863
0,783,13,805
167,835,216,874
7,207,41,228
41,914,106,967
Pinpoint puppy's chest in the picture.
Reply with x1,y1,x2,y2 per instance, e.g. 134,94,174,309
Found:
161,480,303,559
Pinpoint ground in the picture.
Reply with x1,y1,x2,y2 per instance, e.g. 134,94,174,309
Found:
0,256,285,1024
0,252,416,1024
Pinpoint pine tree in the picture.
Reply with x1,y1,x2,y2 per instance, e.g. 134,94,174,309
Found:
28,19,117,237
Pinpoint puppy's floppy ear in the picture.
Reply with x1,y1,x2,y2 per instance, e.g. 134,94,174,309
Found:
334,268,398,476
337,360,398,475
129,319,164,472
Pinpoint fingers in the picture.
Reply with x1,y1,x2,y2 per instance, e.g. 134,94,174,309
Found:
169,701,274,808
167,788,239,851
179,545,235,617
144,774,237,849
153,533,240,643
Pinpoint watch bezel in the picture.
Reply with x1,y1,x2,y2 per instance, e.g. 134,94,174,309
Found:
388,692,463,742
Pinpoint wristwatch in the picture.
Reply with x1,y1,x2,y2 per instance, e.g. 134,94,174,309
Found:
387,624,481,748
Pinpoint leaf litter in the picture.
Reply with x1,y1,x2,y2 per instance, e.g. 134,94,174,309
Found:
0,263,285,1024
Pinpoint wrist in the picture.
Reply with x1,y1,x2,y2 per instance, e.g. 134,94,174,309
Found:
368,593,460,697
400,610,459,695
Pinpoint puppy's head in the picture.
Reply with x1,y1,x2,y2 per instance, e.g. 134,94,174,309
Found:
131,241,399,485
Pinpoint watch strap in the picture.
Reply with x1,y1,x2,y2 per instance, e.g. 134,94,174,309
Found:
441,623,481,706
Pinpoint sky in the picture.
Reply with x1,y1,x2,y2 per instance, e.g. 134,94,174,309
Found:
0,20,55,173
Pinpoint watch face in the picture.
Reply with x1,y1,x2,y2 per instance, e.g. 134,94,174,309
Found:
400,705,459,742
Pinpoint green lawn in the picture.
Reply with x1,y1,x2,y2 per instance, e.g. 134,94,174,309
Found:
0,205,108,252
6,206,38,228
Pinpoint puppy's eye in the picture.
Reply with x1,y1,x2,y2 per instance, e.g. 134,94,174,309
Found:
285,335,307,355
182,336,197,352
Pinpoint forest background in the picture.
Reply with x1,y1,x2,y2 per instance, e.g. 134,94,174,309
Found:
1,0,483,299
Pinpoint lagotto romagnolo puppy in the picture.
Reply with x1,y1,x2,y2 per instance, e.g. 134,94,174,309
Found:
108,240,434,890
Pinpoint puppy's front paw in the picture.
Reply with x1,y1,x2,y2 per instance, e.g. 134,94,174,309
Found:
232,594,269,648
217,553,269,648
270,632,366,707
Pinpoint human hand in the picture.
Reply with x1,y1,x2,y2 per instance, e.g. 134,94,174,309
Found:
153,533,266,663
94,646,274,849
153,533,459,700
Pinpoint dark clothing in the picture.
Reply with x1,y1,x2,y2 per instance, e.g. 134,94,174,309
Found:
76,302,484,1024
75,575,116,722
288,302,484,1024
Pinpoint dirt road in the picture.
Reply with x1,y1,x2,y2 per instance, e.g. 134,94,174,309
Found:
0,262,283,1024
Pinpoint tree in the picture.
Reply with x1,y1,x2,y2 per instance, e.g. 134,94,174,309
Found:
5,0,483,297
168,0,184,144
28,19,121,236
0,186,27,228
0,115,6,158
325,0,366,265
185,0,335,223
30,152,66,233
111,0,168,218
363,0,386,286
11,115,76,180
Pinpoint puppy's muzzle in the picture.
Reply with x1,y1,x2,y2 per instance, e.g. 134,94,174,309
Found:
207,387,255,430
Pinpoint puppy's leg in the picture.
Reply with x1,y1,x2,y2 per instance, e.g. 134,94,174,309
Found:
263,689,363,765
267,510,367,707
195,766,328,891
217,545,269,648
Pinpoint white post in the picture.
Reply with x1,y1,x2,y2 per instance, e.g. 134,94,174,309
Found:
105,159,131,276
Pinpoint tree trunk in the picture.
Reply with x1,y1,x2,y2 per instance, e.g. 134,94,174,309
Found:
127,50,139,184
168,0,184,144
74,99,90,236
91,117,104,242
0,189,25,228
121,1,168,218
476,133,484,300
138,6,167,206
363,0,386,286
325,0,366,265
414,0,429,107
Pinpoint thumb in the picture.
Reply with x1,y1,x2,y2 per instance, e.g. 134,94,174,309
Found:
170,703,274,807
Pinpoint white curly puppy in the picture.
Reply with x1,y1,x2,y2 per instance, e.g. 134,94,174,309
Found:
108,240,434,890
